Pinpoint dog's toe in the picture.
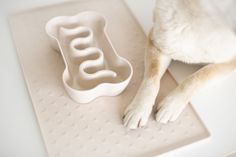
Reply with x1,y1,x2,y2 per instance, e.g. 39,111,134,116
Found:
123,105,152,129
155,96,187,123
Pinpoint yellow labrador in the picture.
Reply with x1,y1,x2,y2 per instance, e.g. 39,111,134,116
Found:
123,0,236,129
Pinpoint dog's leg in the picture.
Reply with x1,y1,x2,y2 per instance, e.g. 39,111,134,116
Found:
156,58,236,123
123,36,171,129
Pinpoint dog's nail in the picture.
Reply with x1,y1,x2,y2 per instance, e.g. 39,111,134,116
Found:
122,115,125,119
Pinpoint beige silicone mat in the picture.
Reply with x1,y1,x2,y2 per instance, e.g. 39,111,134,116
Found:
9,0,210,156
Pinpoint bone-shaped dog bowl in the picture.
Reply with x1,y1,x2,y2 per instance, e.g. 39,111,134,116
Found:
45,11,133,103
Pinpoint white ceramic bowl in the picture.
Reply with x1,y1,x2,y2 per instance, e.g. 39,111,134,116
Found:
45,11,133,103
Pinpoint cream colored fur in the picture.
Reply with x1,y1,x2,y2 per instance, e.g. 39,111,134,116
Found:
123,0,236,129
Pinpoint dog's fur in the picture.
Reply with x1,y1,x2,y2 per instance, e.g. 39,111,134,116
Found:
123,0,236,129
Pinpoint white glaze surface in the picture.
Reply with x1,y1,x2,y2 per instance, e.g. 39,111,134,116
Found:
46,11,133,103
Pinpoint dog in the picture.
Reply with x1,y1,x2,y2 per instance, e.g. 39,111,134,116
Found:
123,0,236,129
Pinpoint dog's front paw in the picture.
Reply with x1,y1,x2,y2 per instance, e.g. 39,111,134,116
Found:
155,95,187,124
123,102,153,129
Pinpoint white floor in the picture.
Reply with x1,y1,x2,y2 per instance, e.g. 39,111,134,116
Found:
0,0,236,157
